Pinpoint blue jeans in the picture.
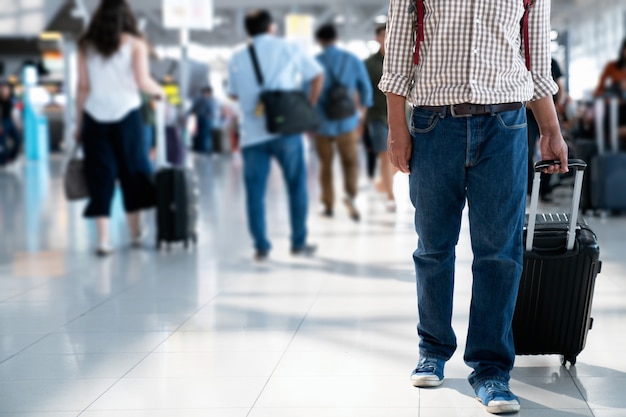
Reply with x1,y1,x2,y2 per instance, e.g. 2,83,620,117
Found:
194,117,213,153
241,134,308,252
408,106,527,388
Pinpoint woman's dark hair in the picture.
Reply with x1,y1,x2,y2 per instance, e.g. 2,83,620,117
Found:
244,10,273,37
78,0,141,57
617,38,626,69
315,24,338,43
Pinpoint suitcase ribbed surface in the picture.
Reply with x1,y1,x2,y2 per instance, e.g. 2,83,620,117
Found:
514,218,601,362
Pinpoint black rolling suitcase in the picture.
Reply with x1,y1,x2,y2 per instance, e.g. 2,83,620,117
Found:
154,101,198,249
590,98,626,212
513,159,602,366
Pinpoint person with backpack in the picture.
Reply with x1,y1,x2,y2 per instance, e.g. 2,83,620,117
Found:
380,0,568,413
314,24,373,222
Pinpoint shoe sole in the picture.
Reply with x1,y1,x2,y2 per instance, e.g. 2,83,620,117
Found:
477,398,521,414
410,375,444,388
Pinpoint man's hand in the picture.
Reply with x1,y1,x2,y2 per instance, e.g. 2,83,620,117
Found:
388,126,412,174
527,96,569,174
539,130,569,174
386,93,411,174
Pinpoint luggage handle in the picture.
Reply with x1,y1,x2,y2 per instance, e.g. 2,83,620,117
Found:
594,97,620,155
154,99,168,168
526,159,587,252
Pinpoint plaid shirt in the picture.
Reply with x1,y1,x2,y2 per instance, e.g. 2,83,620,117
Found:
379,0,558,106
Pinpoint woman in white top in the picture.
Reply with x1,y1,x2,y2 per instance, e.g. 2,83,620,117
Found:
75,0,163,256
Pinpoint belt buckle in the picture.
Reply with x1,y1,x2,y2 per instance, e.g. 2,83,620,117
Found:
450,104,472,118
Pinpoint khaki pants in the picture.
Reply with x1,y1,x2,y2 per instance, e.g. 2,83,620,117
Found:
314,130,359,210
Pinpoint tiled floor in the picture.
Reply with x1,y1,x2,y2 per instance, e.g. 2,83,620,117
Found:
0,149,625,417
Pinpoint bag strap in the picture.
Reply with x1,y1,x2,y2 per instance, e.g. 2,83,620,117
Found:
248,43,264,87
410,0,534,70
521,0,535,71
410,0,425,65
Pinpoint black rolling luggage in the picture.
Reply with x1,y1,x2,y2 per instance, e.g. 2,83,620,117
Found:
513,159,602,366
154,101,198,249
590,98,626,212
155,167,198,249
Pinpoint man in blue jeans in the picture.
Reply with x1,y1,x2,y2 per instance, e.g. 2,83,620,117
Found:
380,1,569,414
228,9,323,261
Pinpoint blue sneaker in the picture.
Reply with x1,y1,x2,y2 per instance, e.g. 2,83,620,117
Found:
474,380,521,414
410,357,445,387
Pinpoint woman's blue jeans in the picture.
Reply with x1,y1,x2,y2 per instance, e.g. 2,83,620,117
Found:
241,134,308,252
408,106,527,388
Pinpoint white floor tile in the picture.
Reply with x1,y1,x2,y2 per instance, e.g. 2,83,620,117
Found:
0,154,625,416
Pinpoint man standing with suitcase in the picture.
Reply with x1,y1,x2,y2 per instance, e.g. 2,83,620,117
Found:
380,0,568,413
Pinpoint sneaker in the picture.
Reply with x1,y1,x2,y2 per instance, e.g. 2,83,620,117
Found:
131,230,146,248
385,200,397,213
291,243,317,257
410,357,445,387
343,196,360,222
474,380,521,414
321,208,333,218
254,249,269,262
96,243,113,257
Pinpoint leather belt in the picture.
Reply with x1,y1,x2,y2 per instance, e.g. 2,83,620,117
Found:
418,102,523,117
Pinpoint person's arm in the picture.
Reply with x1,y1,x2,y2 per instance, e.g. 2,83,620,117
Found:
132,38,164,97
74,49,90,141
527,97,568,174
307,73,323,106
355,58,373,109
386,92,411,173
378,0,416,174
527,0,568,174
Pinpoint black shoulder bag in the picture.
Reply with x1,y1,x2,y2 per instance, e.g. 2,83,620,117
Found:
248,44,321,135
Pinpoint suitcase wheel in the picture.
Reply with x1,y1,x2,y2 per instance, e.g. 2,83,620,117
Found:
561,355,577,367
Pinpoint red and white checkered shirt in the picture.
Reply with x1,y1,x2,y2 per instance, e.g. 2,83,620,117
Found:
379,0,558,106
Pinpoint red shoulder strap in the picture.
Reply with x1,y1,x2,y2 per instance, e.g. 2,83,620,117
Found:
522,0,534,71
413,0,425,65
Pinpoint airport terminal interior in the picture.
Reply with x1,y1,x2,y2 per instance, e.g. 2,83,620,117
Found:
1,0,626,416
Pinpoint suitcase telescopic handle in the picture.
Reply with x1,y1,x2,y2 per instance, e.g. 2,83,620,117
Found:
526,159,587,252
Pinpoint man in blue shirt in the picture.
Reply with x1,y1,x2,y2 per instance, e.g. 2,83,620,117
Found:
228,9,324,261
314,24,373,221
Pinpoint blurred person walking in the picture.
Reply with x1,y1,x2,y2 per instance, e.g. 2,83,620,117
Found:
227,9,323,261
190,86,217,154
594,38,626,98
314,24,373,221
0,81,22,165
381,0,568,413
75,0,164,256
594,38,626,144
364,24,397,212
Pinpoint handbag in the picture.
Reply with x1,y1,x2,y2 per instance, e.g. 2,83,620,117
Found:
248,44,321,135
63,144,89,201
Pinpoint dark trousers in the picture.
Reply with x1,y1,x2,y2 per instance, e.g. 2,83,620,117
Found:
1,118,22,162
81,108,156,217
193,117,213,153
